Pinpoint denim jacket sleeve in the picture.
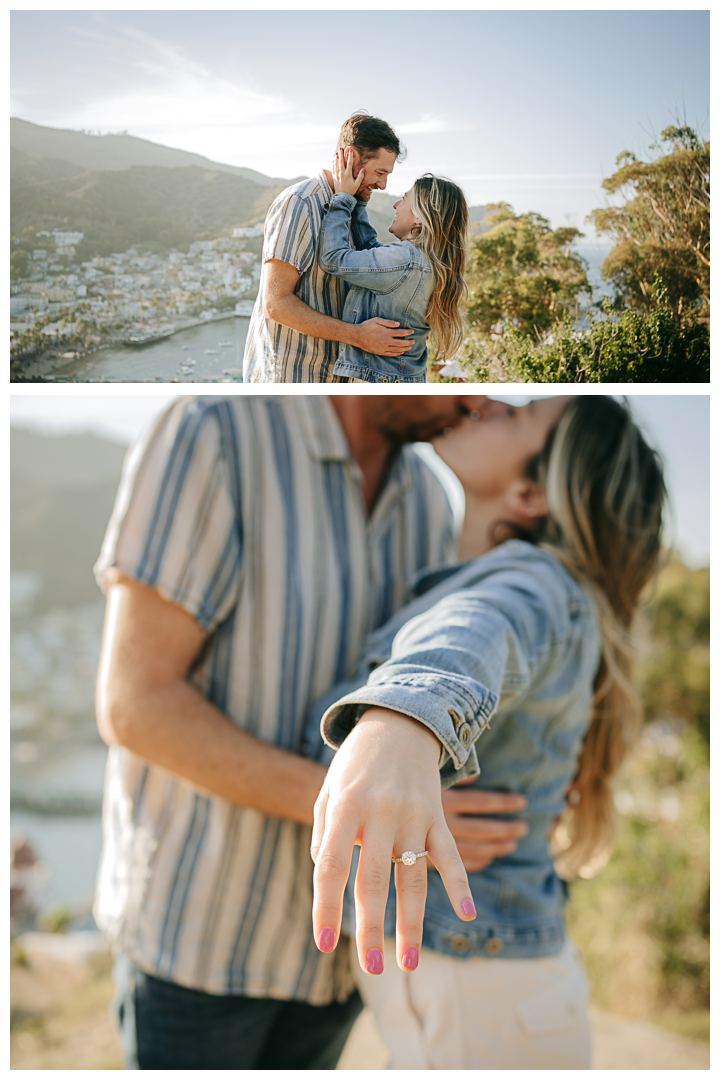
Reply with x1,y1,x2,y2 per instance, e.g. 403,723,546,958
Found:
351,200,382,251
319,192,417,293
321,558,575,785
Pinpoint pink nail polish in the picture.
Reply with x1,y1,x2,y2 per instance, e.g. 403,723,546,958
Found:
461,899,477,918
402,947,418,971
318,927,336,953
365,948,384,975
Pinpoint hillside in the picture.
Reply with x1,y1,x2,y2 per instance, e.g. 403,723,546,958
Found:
10,120,487,258
10,118,300,187
11,427,128,612
368,191,487,238
11,149,287,257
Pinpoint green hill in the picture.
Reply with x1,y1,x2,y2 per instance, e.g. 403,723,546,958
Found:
11,149,287,258
11,427,127,612
10,119,487,260
367,191,487,238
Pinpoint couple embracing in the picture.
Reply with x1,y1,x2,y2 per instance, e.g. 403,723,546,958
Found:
94,393,665,1069
243,112,466,383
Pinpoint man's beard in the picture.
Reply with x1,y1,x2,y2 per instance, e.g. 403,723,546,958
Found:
353,157,375,202
370,399,467,443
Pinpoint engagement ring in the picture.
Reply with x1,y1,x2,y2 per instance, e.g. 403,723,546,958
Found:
392,850,429,866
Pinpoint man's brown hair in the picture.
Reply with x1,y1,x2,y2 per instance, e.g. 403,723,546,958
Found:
337,112,405,162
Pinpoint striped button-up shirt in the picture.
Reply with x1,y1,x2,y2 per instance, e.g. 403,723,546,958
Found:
94,396,456,1004
243,173,352,384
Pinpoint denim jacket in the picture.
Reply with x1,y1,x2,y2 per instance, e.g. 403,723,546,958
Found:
304,541,601,960
318,192,432,382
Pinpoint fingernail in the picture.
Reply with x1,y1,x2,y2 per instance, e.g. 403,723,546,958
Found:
402,947,418,971
365,948,384,975
461,899,477,918
318,927,336,953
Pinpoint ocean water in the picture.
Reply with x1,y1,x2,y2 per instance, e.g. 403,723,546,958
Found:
574,238,614,302
11,743,108,916
11,809,104,916
53,316,251,383
11,599,108,918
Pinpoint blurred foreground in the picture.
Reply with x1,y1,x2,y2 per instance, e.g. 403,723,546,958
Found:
10,935,710,1069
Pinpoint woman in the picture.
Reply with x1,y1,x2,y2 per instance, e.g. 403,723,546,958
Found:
310,396,666,1069
318,150,467,382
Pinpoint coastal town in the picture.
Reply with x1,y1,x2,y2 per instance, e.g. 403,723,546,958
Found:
10,225,263,372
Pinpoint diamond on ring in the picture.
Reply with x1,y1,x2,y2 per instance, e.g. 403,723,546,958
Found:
392,850,429,866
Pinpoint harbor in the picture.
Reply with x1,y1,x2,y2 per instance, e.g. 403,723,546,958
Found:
30,313,251,382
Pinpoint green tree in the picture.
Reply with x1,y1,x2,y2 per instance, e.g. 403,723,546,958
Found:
641,561,710,747
565,557,710,1031
465,203,591,336
10,249,29,280
462,276,709,384
589,126,709,321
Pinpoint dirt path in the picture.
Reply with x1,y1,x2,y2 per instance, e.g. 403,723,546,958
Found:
10,944,709,1070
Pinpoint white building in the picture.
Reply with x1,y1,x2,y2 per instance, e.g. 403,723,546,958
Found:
46,287,76,303
232,225,264,238
41,322,78,338
53,231,84,247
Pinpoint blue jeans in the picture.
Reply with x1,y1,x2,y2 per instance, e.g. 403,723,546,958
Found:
113,956,363,1070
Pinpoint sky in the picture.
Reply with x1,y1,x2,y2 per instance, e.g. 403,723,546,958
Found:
10,7,709,236
9,392,711,567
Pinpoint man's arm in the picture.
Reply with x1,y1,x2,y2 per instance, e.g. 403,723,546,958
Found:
263,259,414,357
96,574,326,825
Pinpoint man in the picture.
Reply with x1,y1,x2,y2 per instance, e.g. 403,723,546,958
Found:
243,113,415,383
94,394,527,1069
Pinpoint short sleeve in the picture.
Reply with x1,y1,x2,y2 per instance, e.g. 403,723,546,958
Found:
95,398,243,633
263,190,316,276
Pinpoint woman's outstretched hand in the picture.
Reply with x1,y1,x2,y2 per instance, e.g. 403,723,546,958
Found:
311,707,476,975
332,148,365,196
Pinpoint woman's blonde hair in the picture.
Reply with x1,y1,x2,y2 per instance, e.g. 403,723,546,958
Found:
529,397,666,879
410,175,468,360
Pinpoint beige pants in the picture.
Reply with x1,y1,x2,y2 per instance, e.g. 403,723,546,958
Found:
351,938,592,1070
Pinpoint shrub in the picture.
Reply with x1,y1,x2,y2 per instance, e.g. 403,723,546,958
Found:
462,289,709,383
566,560,709,1030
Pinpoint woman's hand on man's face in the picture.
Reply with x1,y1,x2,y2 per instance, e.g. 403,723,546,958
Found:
311,708,476,975
332,148,365,196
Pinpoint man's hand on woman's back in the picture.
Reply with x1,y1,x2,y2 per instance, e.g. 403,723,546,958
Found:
440,788,529,873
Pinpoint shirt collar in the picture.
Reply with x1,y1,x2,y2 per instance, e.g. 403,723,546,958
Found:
317,170,335,204
297,397,414,506
298,397,352,462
